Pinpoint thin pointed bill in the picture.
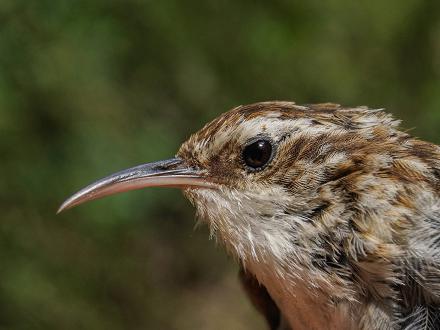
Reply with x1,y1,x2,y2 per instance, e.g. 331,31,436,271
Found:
58,158,212,213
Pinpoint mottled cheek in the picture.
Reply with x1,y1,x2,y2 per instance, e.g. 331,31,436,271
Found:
207,154,234,179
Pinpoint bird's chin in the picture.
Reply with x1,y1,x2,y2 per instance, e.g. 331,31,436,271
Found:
182,187,232,232
182,187,263,260
182,187,216,220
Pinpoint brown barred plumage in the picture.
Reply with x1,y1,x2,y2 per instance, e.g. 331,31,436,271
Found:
60,101,440,330
179,102,440,330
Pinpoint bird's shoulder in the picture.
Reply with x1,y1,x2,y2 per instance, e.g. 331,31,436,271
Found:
239,267,291,330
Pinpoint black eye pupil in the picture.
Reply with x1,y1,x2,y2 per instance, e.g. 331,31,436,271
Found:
243,139,273,170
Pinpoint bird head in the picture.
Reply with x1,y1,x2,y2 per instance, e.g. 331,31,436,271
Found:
60,101,440,328
59,101,402,286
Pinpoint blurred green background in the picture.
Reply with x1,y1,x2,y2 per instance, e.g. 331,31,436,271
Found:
1,1,439,329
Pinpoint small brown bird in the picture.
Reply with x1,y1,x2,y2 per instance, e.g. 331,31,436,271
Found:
59,102,440,330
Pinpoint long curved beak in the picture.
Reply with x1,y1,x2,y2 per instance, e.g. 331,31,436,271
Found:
58,157,210,213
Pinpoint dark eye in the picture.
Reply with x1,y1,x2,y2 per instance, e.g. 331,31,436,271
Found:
242,139,273,171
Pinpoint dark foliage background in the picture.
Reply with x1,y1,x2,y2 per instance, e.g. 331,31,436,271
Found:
1,1,439,329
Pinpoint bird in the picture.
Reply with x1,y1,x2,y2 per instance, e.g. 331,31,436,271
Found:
59,101,440,330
